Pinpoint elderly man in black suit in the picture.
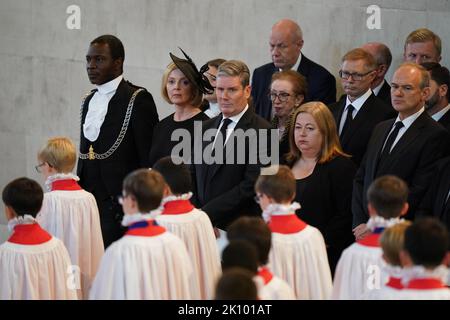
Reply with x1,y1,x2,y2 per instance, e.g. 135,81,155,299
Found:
352,63,450,240
361,42,394,108
329,48,396,167
191,60,273,231
78,35,159,247
251,19,336,121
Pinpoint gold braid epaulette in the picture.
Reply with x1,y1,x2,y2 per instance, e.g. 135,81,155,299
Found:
79,88,144,160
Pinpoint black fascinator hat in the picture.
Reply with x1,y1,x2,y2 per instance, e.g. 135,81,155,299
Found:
169,48,214,95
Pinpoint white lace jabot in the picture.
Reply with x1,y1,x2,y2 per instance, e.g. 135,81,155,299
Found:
262,202,301,222
7,215,37,232
44,173,80,192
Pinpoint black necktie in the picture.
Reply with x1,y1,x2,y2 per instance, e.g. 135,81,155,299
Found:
377,121,404,171
381,121,404,156
217,118,233,148
340,105,354,137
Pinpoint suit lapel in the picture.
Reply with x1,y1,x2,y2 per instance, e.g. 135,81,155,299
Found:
387,113,428,159
371,119,395,177
297,55,311,78
341,94,375,145
201,116,223,191
206,109,253,184
436,161,450,215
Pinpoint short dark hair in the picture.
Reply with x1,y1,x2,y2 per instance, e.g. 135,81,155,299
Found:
152,157,192,195
227,217,271,265
206,58,226,69
222,240,259,274
404,218,449,268
90,34,125,61
421,62,450,100
122,169,164,212
255,165,296,203
2,177,43,217
215,268,258,300
367,175,408,219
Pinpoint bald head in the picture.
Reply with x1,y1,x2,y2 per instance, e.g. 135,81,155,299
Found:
361,42,392,87
270,19,303,70
272,19,303,42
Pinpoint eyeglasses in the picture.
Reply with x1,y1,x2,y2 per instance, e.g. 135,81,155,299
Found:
35,163,45,173
339,70,375,81
204,72,217,82
268,92,292,102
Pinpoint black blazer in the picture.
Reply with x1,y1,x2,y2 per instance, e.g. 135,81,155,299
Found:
77,80,159,198
376,80,392,108
251,55,336,121
294,156,356,249
438,109,450,132
416,156,450,232
352,112,450,227
191,108,272,229
329,93,396,167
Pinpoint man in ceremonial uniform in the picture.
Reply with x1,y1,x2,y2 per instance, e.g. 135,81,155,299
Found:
77,35,159,248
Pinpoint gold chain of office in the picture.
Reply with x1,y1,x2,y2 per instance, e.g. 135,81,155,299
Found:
79,88,144,160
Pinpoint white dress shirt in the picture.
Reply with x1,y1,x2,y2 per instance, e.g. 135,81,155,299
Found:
213,105,249,147
339,89,373,134
431,104,450,122
204,102,221,118
83,75,123,142
384,107,425,152
372,79,386,96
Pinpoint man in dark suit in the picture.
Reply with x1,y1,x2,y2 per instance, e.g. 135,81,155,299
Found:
416,157,450,233
421,62,450,131
352,63,450,240
191,60,272,231
404,28,442,64
77,35,159,247
329,48,396,167
251,19,336,121
361,42,394,108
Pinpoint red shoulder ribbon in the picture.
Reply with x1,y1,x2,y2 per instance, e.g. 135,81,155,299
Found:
125,220,166,237
268,214,307,234
51,179,82,191
8,223,52,245
385,277,403,289
162,200,195,215
406,278,447,290
258,267,274,285
357,233,381,247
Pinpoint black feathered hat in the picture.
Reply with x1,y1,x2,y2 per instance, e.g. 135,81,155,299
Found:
169,48,214,95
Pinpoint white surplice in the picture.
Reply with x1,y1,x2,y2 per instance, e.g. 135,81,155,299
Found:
155,197,221,300
331,235,386,299
89,219,195,300
0,222,78,300
264,204,332,300
37,175,104,299
255,267,296,300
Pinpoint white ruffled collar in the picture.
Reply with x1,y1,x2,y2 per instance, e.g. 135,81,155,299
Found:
401,265,449,287
7,214,37,232
262,202,301,222
121,209,163,227
161,192,192,205
382,264,404,279
366,216,404,232
45,173,79,192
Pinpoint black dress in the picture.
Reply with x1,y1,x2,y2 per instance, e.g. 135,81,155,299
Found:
149,112,209,166
293,155,357,275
